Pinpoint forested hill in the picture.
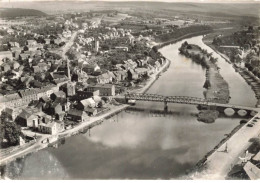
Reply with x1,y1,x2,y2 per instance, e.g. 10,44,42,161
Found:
0,8,47,18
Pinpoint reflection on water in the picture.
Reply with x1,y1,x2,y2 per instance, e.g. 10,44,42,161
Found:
5,151,69,180
4,36,257,179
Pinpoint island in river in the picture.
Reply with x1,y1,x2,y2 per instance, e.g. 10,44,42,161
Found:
178,41,230,123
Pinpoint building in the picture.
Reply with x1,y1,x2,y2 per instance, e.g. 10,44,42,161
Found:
97,73,113,84
16,110,38,127
48,97,69,115
94,40,99,52
85,107,97,116
115,46,128,52
50,91,66,101
38,121,64,135
0,51,13,63
8,42,20,47
135,67,148,77
18,88,38,104
77,98,96,110
66,109,89,123
85,84,115,96
0,93,23,110
127,69,139,80
1,63,11,72
82,63,100,74
26,40,37,46
76,90,99,100
113,70,127,82
60,82,76,97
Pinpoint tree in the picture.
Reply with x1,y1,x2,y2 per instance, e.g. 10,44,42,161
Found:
1,121,23,146
152,46,158,53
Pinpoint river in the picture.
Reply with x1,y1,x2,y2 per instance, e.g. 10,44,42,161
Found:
2,36,257,179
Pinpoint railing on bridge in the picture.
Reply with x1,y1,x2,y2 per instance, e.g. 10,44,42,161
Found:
125,93,211,105
124,93,257,112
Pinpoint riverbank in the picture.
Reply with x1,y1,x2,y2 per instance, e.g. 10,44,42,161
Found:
191,110,260,180
202,40,260,107
155,29,212,50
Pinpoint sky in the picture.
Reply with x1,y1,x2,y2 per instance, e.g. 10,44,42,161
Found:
0,0,259,3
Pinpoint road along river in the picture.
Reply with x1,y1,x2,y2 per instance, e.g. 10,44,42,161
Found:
1,36,257,179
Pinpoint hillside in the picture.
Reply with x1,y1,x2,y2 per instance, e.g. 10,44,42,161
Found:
0,2,259,18
0,8,47,18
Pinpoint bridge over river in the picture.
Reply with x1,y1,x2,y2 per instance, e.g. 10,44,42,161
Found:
123,93,258,116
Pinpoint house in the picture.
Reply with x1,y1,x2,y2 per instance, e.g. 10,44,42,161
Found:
12,61,20,70
1,63,11,72
154,61,161,71
49,102,62,115
82,63,100,74
76,90,99,100
0,51,13,62
28,44,43,51
115,46,128,51
11,47,22,59
33,66,41,73
66,109,89,123
85,107,97,116
53,98,69,112
50,91,66,101
92,95,102,107
39,95,51,104
38,63,50,72
0,93,22,110
55,111,66,121
26,40,37,46
20,76,34,88
16,110,38,127
44,39,51,44
19,53,30,61
54,38,62,45
38,121,64,135
127,69,139,80
8,42,20,48
59,82,76,97
18,88,38,105
77,98,96,110
113,70,127,82
135,67,148,77
85,84,115,96
97,73,113,84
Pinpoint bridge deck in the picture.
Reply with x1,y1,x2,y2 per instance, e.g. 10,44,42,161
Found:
124,93,257,111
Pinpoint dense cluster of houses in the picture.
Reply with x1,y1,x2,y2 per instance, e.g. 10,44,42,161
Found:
0,13,166,137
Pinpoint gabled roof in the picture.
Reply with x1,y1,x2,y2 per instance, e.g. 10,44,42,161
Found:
85,107,97,113
18,110,35,119
67,109,84,117
80,98,95,107
19,88,38,98
53,91,66,98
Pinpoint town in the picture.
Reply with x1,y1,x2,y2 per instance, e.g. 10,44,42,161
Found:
0,9,175,160
0,0,260,180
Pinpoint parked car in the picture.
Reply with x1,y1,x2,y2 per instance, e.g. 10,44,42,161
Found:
247,124,253,127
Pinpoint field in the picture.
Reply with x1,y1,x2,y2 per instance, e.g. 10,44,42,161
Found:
102,13,130,23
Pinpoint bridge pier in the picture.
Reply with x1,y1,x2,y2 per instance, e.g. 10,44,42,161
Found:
164,101,168,111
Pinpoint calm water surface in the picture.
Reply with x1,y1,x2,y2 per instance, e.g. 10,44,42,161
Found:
4,36,257,179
